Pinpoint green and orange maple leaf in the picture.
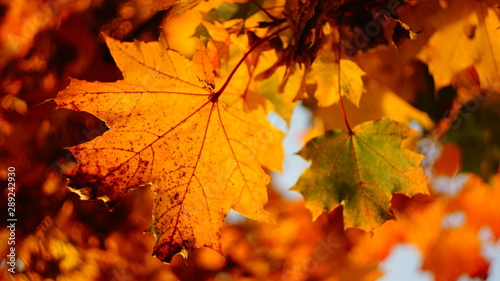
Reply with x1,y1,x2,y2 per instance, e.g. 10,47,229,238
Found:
293,118,429,232
55,34,277,262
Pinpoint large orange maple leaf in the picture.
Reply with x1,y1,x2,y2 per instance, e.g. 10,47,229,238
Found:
55,34,275,262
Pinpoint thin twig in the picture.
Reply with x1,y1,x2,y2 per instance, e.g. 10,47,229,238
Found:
248,0,280,22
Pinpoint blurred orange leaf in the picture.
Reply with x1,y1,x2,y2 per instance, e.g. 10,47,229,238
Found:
422,227,489,281
448,173,500,239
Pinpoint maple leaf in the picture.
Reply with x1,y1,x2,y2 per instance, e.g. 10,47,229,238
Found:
417,0,500,92
422,227,489,281
306,23,366,108
293,118,428,232
309,58,366,107
448,173,500,239
55,34,275,262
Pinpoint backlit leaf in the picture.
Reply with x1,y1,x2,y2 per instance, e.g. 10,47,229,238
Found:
417,0,500,92
55,34,275,262
309,58,366,107
293,118,429,232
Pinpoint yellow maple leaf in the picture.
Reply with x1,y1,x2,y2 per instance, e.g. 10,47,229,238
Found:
417,0,500,92
307,23,366,108
309,58,366,107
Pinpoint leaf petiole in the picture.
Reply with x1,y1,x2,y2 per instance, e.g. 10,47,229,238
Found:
211,26,288,102
336,27,353,134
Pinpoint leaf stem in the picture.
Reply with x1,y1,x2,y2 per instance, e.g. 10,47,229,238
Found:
336,39,352,134
338,86,352,134
211,26,288,102
248,0,280,22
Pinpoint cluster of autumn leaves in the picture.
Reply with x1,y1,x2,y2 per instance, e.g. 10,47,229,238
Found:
1,0,500,280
